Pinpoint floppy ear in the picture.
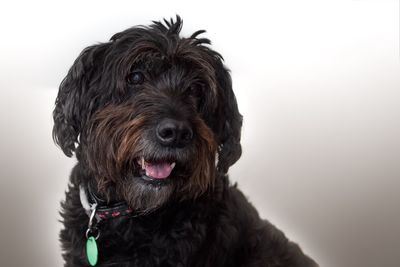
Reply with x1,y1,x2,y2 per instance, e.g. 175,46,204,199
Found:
53,44,105,157
214,62,243,174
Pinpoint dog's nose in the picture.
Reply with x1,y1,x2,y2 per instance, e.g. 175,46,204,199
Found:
156,118,193,147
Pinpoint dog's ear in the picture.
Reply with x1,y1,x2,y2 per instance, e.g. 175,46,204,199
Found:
214,62,243,174
53,44,105,157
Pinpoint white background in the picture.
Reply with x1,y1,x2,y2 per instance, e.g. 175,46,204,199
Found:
0,1,399,267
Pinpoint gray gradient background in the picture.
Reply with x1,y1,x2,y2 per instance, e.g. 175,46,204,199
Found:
0,1,399,267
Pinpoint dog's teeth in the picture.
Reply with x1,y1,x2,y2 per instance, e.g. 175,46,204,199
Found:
145,171,150,176
171,162,176,169
141,157,145,170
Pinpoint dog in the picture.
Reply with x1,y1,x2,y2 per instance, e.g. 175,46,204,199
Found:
53,16,318,267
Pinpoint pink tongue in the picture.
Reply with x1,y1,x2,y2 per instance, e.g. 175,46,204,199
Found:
145,162,173,179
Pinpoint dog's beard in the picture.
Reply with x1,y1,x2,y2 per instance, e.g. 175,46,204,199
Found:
83,103,217,212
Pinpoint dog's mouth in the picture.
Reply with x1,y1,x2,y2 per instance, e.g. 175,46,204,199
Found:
136,157,177,181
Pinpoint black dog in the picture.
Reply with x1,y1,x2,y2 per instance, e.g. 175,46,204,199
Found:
53,16,318,267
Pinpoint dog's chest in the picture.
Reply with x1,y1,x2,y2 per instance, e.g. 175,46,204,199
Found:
93,214,208,266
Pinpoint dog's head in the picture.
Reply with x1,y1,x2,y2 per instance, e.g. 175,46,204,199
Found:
53,16,242,211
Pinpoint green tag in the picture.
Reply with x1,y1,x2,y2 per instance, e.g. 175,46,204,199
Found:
86,236,98,266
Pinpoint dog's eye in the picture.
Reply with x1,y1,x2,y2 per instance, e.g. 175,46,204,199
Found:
188,82,204,96
188,84,197,92
188,82,199,92
128,71,145,85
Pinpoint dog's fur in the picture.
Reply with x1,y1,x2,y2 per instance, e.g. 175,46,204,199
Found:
53,16,318,267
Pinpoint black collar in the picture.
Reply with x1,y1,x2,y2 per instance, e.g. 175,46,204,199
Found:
79,185,134,221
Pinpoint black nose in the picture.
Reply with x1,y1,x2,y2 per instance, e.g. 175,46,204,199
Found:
156,118,193,147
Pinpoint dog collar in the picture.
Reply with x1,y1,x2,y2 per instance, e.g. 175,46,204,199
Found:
79,185,133,221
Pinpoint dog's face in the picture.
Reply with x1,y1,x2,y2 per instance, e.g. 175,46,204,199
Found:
53,17,242,212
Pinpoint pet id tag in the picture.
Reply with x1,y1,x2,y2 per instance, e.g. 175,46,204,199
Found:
86,236,98,266
85,203,100,266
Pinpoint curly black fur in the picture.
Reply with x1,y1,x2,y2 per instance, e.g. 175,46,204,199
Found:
53,16,318,267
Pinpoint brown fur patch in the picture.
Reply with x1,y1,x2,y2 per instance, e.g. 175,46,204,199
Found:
86,103,217,201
